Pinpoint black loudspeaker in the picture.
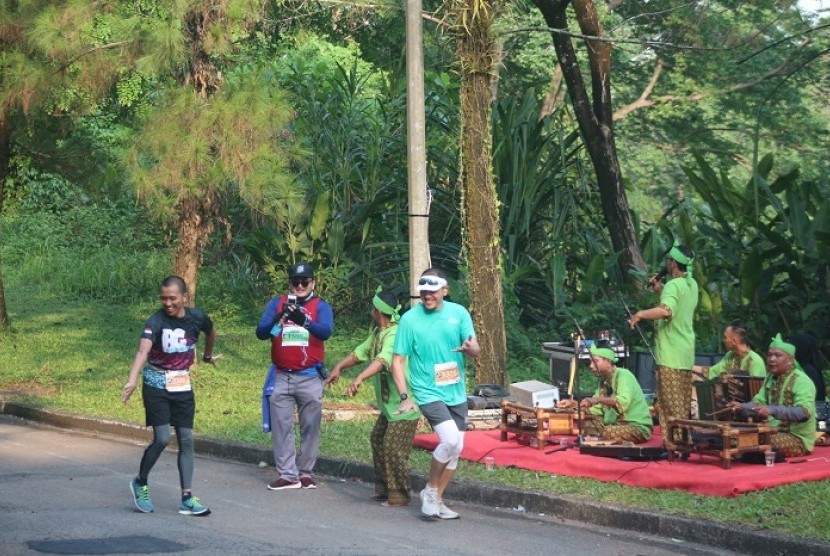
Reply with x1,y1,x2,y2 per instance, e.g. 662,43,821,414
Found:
630,351,656,395
630,351,725,396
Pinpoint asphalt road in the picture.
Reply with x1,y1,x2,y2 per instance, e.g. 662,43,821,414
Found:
0,415,740,556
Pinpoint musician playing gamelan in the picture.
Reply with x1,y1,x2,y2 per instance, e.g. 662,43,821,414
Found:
706,321,766,380
557,344,653,443
727,334,816,458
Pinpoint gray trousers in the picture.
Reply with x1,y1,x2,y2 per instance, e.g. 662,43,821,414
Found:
269,372,323,481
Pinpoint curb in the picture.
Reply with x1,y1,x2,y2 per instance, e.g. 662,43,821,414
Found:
1,400,827,555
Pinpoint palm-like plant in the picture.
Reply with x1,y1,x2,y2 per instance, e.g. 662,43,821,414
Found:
683,153,830,344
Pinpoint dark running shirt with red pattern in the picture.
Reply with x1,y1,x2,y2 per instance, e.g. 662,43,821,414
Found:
141,308,214,370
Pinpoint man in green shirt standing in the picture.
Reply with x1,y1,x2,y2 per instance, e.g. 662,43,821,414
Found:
630,242,698,446
558,344,653,443
728,334,816,457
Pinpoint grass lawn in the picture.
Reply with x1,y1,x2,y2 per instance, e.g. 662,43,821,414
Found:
1,283,828,542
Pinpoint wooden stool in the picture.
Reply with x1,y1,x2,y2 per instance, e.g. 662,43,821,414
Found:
666,418,777,469
500,400,577,450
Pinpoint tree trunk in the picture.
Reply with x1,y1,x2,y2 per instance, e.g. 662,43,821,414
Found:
456,0,508,386
167,9,224,304
0,115,12,331
532,0,646,277
173,194,215,305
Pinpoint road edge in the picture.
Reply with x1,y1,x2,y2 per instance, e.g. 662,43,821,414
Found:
1,400,826,556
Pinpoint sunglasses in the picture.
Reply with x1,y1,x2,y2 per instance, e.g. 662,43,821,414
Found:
290,278,312,288
418,277,445,287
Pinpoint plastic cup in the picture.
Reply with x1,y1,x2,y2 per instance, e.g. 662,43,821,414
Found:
765,450,775,467
484,456,495,471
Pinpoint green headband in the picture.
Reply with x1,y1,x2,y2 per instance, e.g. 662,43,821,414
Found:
768,333,796,357
590,343,618,363
668,240,694,280
372,285,401,323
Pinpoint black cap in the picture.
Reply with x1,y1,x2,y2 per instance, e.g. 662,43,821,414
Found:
288,262,314,279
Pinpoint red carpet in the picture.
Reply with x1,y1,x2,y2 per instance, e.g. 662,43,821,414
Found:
413,428,830,497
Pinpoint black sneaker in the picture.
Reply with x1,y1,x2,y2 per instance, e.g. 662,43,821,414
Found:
300,477,317,489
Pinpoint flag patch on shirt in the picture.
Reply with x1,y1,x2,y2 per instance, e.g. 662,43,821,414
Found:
143,327,153,335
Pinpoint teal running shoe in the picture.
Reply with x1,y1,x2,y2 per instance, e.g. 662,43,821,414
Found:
130,478,154,513
179,496,211,516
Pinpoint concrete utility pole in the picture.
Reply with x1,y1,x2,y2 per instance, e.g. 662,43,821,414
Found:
405,0,431,305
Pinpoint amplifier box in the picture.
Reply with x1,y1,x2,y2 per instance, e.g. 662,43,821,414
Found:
509,380,559,408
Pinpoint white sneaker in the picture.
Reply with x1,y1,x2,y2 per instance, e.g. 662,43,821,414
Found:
420,487,440,517
437,501,460,520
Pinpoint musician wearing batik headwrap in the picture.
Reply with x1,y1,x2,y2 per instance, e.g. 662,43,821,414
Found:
630,242,698,446
727,334,817,458
558,344,653,443
325,286,421,506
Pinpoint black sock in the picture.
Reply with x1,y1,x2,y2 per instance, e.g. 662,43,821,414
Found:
182,492,192,501
135,477,147,487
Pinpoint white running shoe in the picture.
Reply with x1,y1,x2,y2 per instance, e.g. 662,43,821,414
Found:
419,487,440,517
437,501,460,520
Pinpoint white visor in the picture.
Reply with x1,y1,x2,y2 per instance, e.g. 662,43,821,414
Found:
416,276,448,292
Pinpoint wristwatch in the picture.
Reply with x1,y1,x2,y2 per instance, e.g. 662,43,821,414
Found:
399,393,408,401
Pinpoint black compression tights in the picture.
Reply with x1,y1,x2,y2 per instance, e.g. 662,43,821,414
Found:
138,425,194,490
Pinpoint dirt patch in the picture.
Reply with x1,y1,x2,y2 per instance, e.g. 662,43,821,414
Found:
0,382,59,398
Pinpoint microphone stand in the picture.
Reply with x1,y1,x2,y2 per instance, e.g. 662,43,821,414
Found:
622,299,657,364
544,319,603,455
546,321,587,455
545,328,583,455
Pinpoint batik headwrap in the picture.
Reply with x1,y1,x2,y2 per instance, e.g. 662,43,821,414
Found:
669,240,694,282
372,285,401,323
590,343,619,363
769,333,796,357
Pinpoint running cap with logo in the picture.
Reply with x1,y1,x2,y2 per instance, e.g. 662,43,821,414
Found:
288,263,314,279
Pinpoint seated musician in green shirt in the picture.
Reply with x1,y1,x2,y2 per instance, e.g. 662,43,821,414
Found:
727,334,816,458
558,344,653,443
706,321,766,380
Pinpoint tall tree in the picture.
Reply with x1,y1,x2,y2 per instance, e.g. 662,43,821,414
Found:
0,0,133,330
0,111,10,329
531,0,646,278
454,0,508,384
607,0,829,212
123,1,294,302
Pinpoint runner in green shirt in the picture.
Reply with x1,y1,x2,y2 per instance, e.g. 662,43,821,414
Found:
392,268,480,520
325,287,420,506
630,242,698,446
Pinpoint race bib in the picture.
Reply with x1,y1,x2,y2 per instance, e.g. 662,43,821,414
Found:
165,370,192,392
434,362,460,386
281,324,310,347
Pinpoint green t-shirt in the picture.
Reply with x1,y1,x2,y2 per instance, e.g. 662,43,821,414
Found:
353,325,420,422
708,350,766,379
393,300,476,407
753,369,817,452
589,367,653,437
655,276,698,370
